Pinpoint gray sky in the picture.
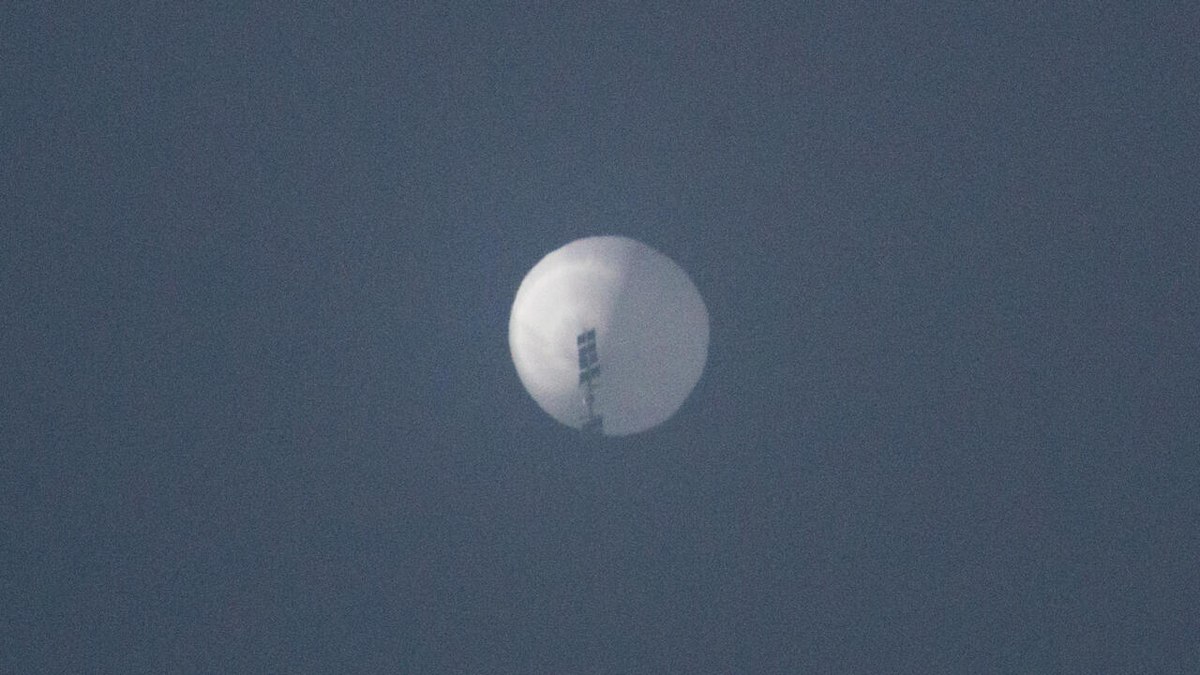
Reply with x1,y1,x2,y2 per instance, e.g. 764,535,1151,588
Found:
3,3,1198,672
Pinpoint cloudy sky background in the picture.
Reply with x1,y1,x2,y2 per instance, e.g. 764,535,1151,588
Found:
3,4,1198,672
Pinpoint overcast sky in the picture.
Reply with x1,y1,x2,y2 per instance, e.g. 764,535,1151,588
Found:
3,3,1198,672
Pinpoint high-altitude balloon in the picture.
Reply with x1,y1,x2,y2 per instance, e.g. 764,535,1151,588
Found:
508,236,709,436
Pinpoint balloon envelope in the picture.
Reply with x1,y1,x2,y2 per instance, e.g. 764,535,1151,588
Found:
508,236,709,436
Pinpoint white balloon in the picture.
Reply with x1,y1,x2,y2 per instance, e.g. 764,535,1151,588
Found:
508,236,709,436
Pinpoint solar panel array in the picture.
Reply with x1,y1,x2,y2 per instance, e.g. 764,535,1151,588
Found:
577,329,603,435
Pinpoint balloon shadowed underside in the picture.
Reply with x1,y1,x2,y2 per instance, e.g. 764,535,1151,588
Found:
508,236,709,436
